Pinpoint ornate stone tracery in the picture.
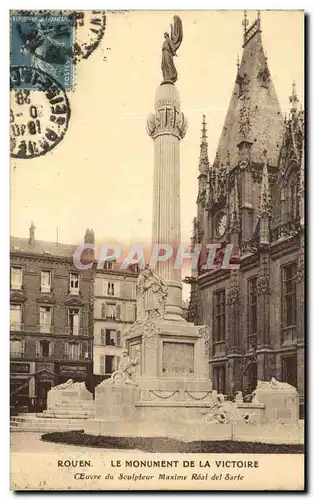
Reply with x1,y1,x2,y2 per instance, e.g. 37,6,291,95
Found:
227,271,240,304
256,266,271,295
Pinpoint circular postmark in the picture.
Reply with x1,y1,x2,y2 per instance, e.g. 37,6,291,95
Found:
73,11,106,63
10,65,70,159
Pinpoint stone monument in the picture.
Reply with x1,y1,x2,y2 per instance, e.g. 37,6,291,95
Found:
123,15,213,424
89,17,214,436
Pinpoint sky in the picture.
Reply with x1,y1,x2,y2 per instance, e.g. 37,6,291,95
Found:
10,10,304,294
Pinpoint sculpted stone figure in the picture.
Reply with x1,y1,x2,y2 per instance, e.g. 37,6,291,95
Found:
137,267,168,321
161,16,183,84
106,350,139,386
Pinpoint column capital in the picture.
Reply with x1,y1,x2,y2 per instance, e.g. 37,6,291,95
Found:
147,108,187,140
147,83,187,140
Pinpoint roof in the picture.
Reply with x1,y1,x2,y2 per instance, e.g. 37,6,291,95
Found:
215,17,284,168
10,236,78,259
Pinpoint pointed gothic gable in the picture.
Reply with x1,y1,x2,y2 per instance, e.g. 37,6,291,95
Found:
215,16,284,169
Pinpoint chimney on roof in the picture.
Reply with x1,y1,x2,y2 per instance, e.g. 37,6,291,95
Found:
29,222,35,246
83,228,95,262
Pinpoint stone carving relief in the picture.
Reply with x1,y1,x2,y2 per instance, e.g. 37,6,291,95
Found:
147,105,188,140
296,248,304,282
100,350,139,386
256,267,271,295
198,325,209,355
252,378,297,403
208,163,228,205
227,271,240,304
204,393,256,425
143,321,160,338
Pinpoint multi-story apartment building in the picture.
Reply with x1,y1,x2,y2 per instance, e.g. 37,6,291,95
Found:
10,224,94,411
186,14,304,415
93,261,138,384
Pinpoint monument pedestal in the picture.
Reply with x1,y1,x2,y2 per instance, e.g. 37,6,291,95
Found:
125,318,213,422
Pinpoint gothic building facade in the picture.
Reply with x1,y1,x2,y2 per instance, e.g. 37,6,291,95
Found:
186,13,304,415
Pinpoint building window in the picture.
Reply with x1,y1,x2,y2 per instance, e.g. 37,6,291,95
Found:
68,308,80,335
64,342,81,360
104,329,121,346
282,355,297,389
104,261,114,270
107,282,115,296
213,290,226,342
36,340,53,358
10,339,24,358
10,304,22,331
213,365,226,394
281,263,297,328
248,277,257,349
41,270,51,292
106,303,116,320
39,306,52,333
69,273,79,295
11,267,23,290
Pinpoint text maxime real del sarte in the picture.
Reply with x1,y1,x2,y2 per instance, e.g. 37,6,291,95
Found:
58,459,259,482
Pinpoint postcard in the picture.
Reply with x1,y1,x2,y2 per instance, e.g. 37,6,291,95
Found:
10,9,304,491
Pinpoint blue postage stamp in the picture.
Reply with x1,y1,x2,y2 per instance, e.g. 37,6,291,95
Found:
10,12,74,91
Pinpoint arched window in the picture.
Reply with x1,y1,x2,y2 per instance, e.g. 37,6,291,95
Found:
288,170,299,221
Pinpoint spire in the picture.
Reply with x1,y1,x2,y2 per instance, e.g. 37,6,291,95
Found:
242,10,249,44
84,228,95,244
199,114,209,175
260,150,271,216
243,10,262,47
29,222,35,246
230,177,241,233
289,80,299,114
214,12,283,170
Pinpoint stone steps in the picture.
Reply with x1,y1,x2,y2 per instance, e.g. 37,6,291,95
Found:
39,411,94,419
10,415,86,432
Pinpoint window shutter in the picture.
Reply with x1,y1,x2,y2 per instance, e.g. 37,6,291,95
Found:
133,304,137,321
64,342,69,357
100,355,105,375
21,339,25,355
36,341,40,357
116,330,121,347
101,303,106,318
116,304,121,320
100,328,105,345
49,342,54,357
